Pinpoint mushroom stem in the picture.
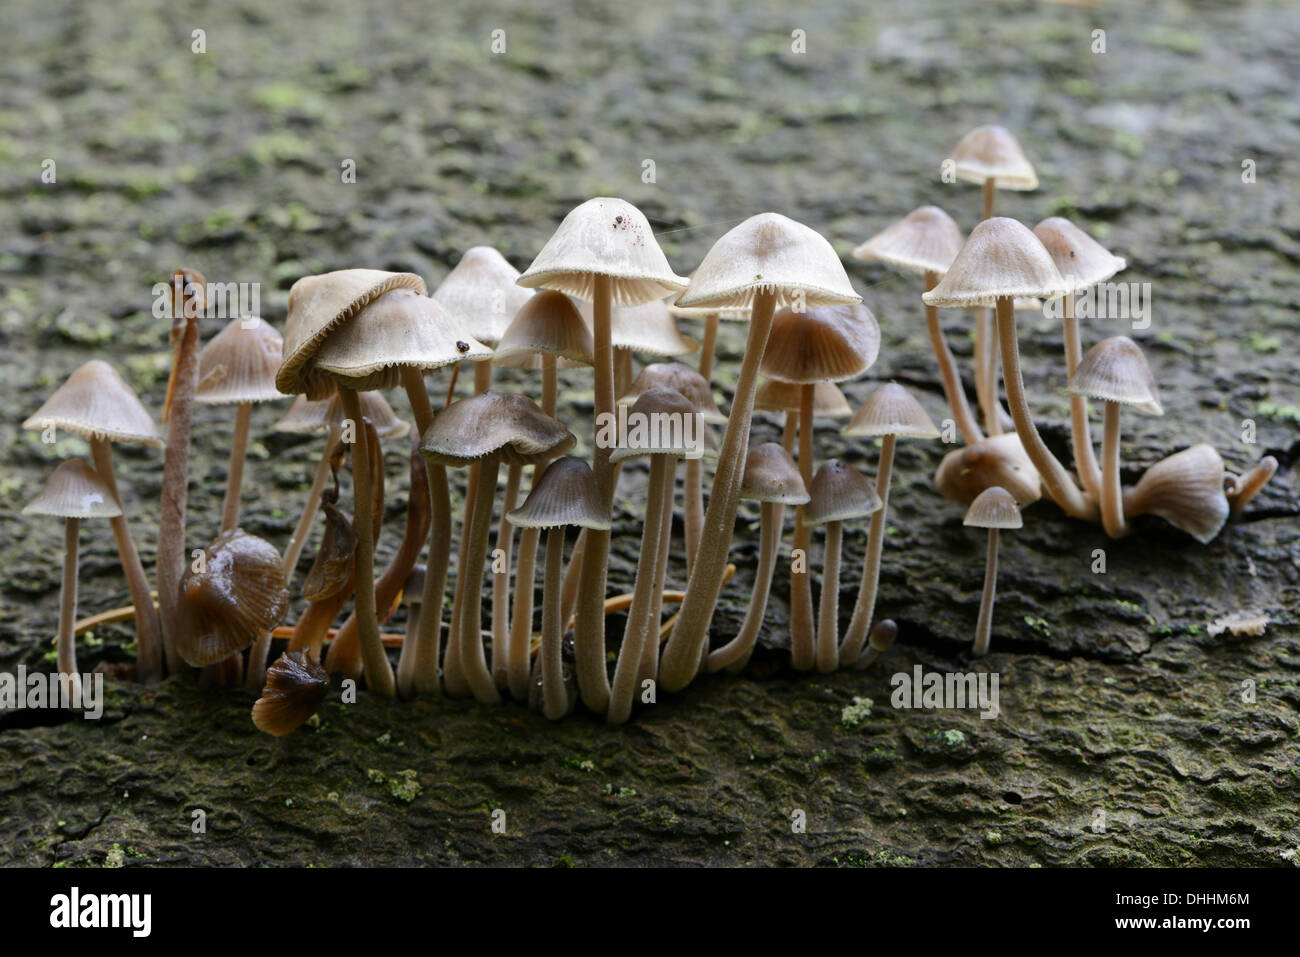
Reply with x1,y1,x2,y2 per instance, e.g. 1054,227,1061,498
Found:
839,434,895,665
508,356,553,700
282,426,341,578
996,295,1097,520
1063,292,1102,498
1227,456,1278,518
661,288,777,694
337,388,395,697
641,456,677,683
781,412,797,453
923,271,982,444
558,527,586,637
699,313,719,380
245,630,272,691
815,519,843,672
540,526,567,720
1100,401,1129,538
491,464,521,691
980,310,1004,436
58,517,82,701
684,459,703,578
707,501,782,673
982,176,996,220
789,382,817,670
220,401,253,534
456,452,502,704
614,347,634,397
854,619,897,670
972,528,999,657
89,438,163,682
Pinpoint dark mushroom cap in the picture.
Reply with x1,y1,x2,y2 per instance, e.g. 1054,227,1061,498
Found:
608,386,717,463
618,362,726,424
760,304,881,385
23,359,162,447
251,650,329,736
419,391,575,467
963,486,1024,529
178,529,290,667
1067,336,1162,414
507,456,610,530
740,442,809,505
805,459,882,525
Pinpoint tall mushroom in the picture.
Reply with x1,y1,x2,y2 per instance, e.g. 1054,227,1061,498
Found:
1123,444,1230,544
963,486,1023,656
23,360,165,681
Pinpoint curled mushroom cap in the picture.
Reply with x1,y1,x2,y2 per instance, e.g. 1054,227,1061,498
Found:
852,205,966,276
278,269,427,399
251,650,329,736
195,317,285,405
494,289,595,366
23,359,162,447
507,456,610,530
178,529,290,666
935,433,1043,507
1067,336,1162,415
843,383,940,439
609,386,717,462
578,298,699,358
759,304,881,385
517,197,688,305
419,391,575,467
432,246,535,346
951,125,1038,190
964,486,1024,529
301,500,358,602
1032,217,1126,293
755,379,853,419
618,362,726,424
676,212,861,311
922,218,1070,308
23,459,122,520
805,459,882,525
740,442,809,505
1122,444,1229,544
275,391,409,440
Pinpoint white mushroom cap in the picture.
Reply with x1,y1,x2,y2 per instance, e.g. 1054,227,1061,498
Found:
922,218,1070,308
23,359,162,447
1067,336,1162,415
843,383,940,439
23,459,122,519
852,206,965,277
1033,217,1126,293
196,317,285,405
964,486,1023,529
432,246,536,346
951,125,1038,190
1123,444,1229,544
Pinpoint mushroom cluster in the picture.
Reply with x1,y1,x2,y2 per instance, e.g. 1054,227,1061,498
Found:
19,134,1280,723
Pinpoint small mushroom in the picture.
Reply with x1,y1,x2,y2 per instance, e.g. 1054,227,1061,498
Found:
1225,456,1279,520
1122,444,1229,544
934,432,1043,507
756,379,853,453
252,650,329,736
963,486,1023,656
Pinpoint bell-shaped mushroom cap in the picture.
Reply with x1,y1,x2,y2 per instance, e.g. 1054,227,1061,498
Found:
278,269,427,399
177,529,290,666
608,386,718,463
740,442,809,505
494,290,595,366
507,456,610,530
420,391,575,467
852,206,966,276
923,218,1070,308
23,359,162,447
951,124,1038,190
843,382,941,439
432,246,536,346
755,379,853,418
759,304,881,385
578,298,699,358
617,362,726,424
1123,444,1229,544
23,459,122,520
805,459,882,525
311,288,493,391
517,198,688,305
964,486,1024,529
935,433,1042,507
195,317,285,405
274,391,409,440
1033,217,1126,293
676,212,862,311
1067,336,1162,414
251,650,329,736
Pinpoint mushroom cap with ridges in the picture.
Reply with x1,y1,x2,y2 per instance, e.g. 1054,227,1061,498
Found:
934,433,1042,507
1067,336,1162,414
755,379,853,418
676,212,862,311
494,289,595,366
578,298,699,357
277,269,427,399
608,387,718,462
196,317,286,405
618,362,727,425
274,391,409,440
419,391,575,467
951,124,1038,190
759,304,881,385
23,359,162,447
922,218,1070,308
252,650,329,736
843,382,941,439
517,198,688,305
507,457,611,530
1033,217,1126,293
805,459,882,525
432,246,536,346
23,459,122,519
964,486,1024,529
1122,444,1228,544
852,206,966,276
740,442,810,505
178,529,290,667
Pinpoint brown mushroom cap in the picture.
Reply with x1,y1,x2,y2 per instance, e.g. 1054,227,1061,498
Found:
578,297,699,358
274,391,409,440
618,362,727,424
432,246,536,346
852,205,966,276
195,317,285,405
23,359,162,447
922,218,1070,308
419,391,575,467
507,456,610,530
178,529,290,666
1033,217,1127,293
1123,444,1229,544
842,382,940,439
805,459,882,525
951,125,1038,190
278,269,427,399
608,386,718,462
759,304,881,385
755,379,853,418
251,650,329,736
517,197,688,305
934,433,1043,507
964,485,1024,529
23,459,123,520
1067,336,1162,415
494,289,595,366
740,442,809,505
